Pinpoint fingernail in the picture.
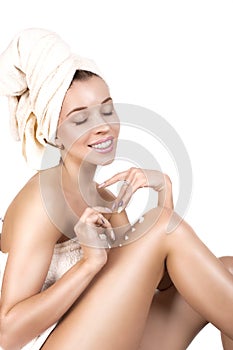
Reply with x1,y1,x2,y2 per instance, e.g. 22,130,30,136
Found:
110,229,116,241
118,200,123,207
117,206,123,214
117,200,124,213
98,182,105,188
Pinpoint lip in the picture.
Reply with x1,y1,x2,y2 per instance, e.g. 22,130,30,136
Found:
88,136,115,154
88,136,114,146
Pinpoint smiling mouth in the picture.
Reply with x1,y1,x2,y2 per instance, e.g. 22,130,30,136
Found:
88,138,114,153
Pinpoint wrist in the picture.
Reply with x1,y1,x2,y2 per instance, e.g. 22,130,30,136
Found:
164,174,172,191
83,254,107,274
156,174,172,192
157,174,173,209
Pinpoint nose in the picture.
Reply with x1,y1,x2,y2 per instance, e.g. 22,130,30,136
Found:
92,111,111,134
94,123,110,135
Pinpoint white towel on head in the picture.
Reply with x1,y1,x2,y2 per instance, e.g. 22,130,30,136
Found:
0,28,102,169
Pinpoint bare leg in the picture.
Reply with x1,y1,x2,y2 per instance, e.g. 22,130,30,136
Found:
41,208,233,349
139,286,207,350
139,257,233,350
220,257,233,349
222,334,233,350
165,221,233,341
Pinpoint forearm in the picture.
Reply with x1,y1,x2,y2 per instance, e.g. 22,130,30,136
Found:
157,174,174,209
0,258,101,349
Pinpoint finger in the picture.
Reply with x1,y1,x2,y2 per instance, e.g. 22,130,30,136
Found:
92,213,111,232
96,215,105,227
114,183,135,213
114,172,148,213
117,186,134,213
104,226,116,242
112,176,136,212
74,208,112,247
80,207,110,222
91,213,107,227
75,207,116,248
98,218,116,242
98,171,128,188
80,207,99,222
76,214,113,248
80,209,112,239
98,214,110,228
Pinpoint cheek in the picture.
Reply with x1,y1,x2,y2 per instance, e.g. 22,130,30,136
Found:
64,137,91,160
113,123,120,137
57,124,89,150
70,135,90,151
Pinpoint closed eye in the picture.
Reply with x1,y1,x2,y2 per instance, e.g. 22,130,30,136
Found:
72,112,88,125
73,118,88,125
101,103,114,116
102,111,113,116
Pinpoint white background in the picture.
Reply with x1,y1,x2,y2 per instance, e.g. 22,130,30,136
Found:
0,1,233,348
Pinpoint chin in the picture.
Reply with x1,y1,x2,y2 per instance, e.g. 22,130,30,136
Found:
91,153,115,166
87,146,117,166
100,157,115,166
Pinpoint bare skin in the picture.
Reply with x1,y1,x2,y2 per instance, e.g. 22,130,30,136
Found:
0,75,233,350
39,207,233,350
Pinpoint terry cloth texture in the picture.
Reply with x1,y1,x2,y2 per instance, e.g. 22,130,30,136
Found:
0,28,102,169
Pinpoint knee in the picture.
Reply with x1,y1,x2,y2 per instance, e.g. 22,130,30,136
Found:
151,207,198,255
140,207,189,249
127,207,187,250
149,206,185,236
219,256,233,275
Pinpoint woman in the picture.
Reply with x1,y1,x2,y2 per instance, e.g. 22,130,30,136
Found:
0,28,233,350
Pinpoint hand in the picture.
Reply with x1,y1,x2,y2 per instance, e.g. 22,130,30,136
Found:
74,207,115,269
98,167,173,213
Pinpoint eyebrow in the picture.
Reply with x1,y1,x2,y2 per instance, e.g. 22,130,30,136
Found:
66,97,113,117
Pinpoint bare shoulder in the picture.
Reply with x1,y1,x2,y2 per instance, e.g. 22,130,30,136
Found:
0,172,63,314
1,171,61,252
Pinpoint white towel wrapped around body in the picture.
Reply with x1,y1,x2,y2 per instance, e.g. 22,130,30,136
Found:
0,28,101,169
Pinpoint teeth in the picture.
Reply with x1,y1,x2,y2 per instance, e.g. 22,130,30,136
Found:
91,139,112,149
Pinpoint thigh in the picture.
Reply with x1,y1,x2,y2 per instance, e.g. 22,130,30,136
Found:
140,256,233,350
139,286,207,350
40,208,168,350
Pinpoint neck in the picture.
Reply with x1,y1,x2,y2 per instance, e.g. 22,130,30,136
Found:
60,158,97,195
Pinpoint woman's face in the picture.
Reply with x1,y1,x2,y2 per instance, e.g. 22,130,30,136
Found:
57,76,120,166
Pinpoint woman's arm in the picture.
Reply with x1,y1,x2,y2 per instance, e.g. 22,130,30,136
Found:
157,174,174,210
99,168,174,212
102,172,174,291
0,180,106,349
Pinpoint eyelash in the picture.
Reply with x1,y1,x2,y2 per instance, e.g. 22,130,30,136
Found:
74,119,88,125
102,111,113,116
73,110,113,125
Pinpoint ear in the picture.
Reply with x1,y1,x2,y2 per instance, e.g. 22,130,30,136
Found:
44,138,65,150
55,137,65,150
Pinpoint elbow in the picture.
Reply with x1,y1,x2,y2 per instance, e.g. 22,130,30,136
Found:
0,334,18,350
164,173,172,188
0,321,9,350
0,316,18,350
0,327,8,350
